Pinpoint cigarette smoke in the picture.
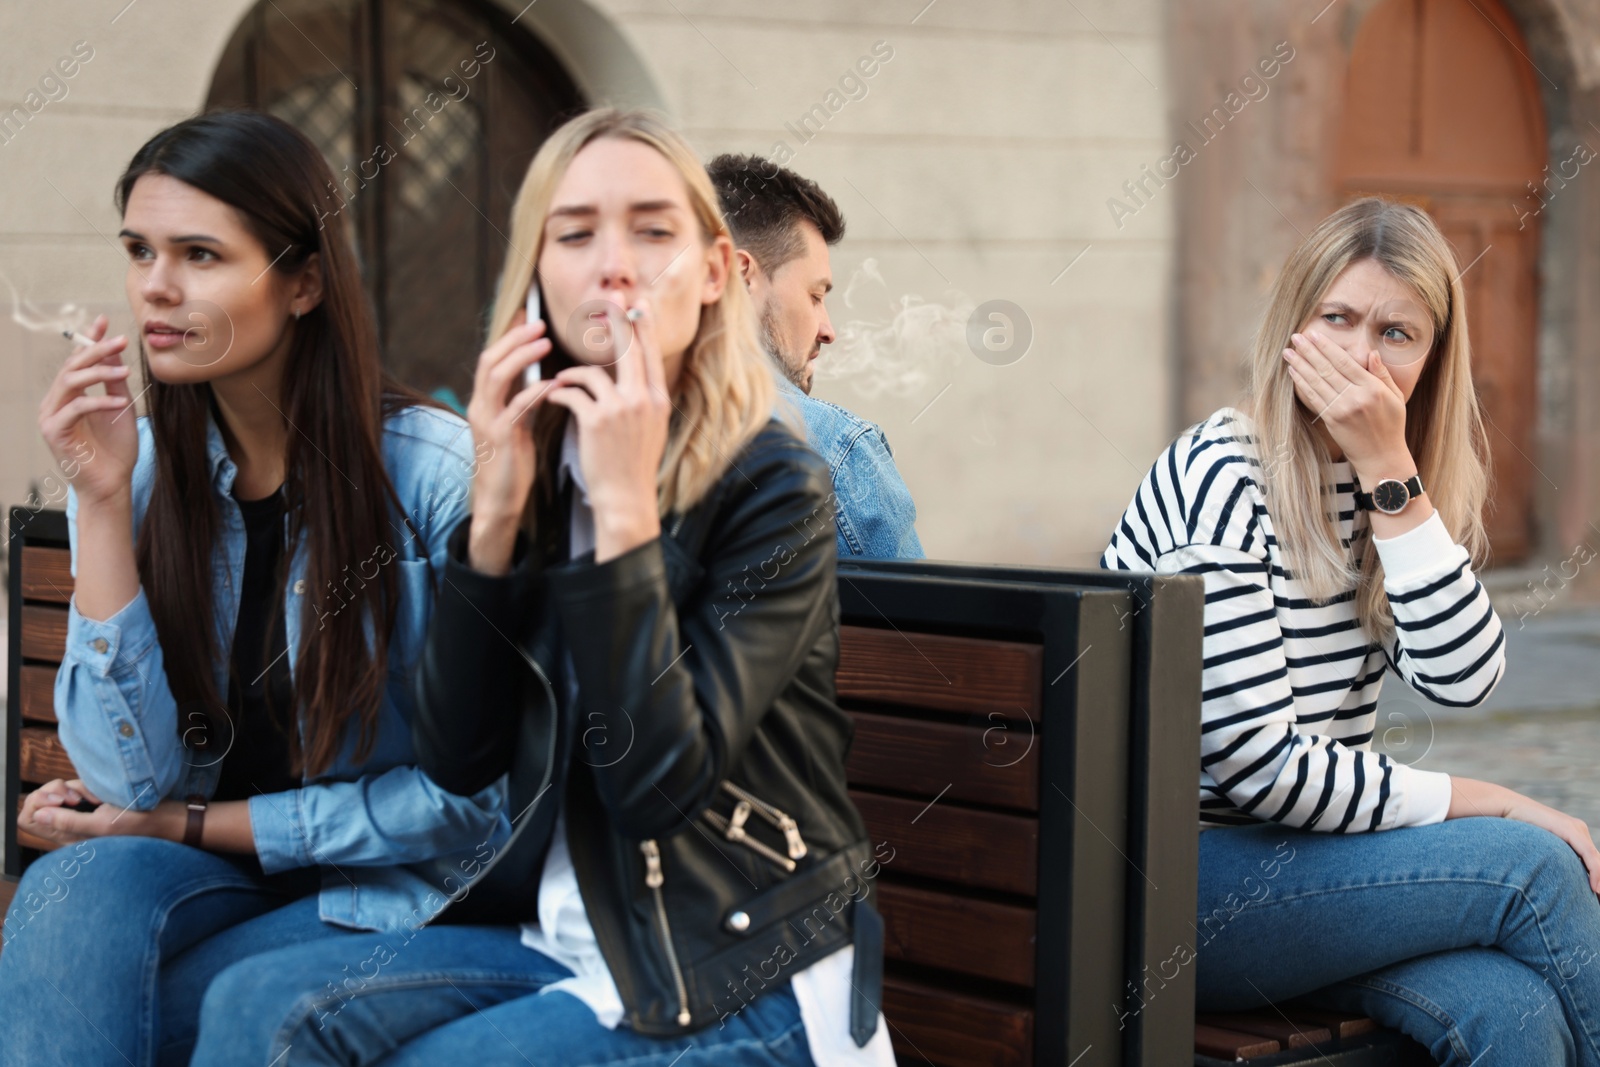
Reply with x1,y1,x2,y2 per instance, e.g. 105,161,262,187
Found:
3,274,90,338
816,257,975,399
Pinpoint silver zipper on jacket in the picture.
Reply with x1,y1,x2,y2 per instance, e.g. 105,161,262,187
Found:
720,780,807,861
640,839,692,1026
701,803,797,872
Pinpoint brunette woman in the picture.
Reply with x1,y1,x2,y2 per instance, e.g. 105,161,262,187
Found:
1104,197,1600,1063
0,110,506,1066
187,107,893,1067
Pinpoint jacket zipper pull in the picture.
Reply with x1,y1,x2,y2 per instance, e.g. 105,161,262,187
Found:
721,781,810,861
777,815,808,861
641,838,664,889
726,800,753,843
702,807,796,872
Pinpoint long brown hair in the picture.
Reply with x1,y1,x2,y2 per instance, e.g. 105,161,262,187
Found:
1245,197,1491,642
485,108,776,521
116,110,435,776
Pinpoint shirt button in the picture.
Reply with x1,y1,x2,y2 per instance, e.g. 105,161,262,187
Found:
90,638,109,654
293,579,307,595
117,721,134,738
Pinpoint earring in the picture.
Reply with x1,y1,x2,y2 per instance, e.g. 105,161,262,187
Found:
293,308,302,321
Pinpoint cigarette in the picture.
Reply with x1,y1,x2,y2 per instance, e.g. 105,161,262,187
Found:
61,329,96,347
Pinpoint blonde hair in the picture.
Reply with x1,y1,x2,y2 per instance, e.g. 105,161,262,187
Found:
1245,197,1492,643
487,108,776,519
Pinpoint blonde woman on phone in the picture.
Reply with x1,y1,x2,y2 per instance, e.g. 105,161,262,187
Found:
1104,198,1600,1063
189,108,893,1067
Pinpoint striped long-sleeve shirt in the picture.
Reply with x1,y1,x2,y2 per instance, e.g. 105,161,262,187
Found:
1101,407,1505,833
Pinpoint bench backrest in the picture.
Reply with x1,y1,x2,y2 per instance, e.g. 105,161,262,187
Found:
839,620,1044,1066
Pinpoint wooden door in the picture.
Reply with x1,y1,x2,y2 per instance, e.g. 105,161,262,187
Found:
207,0,583,401
1334,0,1546,562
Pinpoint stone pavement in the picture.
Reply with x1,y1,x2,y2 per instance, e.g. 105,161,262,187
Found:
1375,605,1600,828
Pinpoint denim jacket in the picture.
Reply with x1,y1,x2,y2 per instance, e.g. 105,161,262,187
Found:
56,404,510,932
779,379,924,559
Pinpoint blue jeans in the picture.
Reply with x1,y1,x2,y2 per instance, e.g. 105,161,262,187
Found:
1196,816,1600,1065
187,923,816,1066
0,836,331,1067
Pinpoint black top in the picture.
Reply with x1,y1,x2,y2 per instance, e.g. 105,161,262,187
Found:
213,487,299,802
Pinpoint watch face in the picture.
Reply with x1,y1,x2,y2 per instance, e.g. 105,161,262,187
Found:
1372,479,1410,513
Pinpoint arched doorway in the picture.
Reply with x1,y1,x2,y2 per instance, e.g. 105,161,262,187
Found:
207,0,584,401
1334,0,1546,563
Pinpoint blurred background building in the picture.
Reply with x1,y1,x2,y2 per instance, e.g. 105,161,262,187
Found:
2,0,1598,596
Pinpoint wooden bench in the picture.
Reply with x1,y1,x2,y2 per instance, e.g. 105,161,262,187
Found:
4,508,1432,1064
5,506,73,925
1193,1004,1432,1064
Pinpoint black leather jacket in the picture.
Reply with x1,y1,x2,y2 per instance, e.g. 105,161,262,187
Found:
413,419,885,1041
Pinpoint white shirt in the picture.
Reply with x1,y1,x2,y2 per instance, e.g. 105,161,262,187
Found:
520,419,895,1065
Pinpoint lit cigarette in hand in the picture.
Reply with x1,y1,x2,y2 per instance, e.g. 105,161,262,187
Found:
61,329,96,347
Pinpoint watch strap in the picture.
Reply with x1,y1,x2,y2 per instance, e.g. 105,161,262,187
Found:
183,795,207,848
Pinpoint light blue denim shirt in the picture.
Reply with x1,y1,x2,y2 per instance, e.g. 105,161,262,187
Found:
779,378,925,559
57,404,509,932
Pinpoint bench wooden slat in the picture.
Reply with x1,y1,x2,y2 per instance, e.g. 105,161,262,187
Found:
882,975,1031,1067
20,664,58,724
836,625,1042,717
20,546,73,603
1197,1012,1331,1048
846,710,1037,812
1194,1023,1281,1060
1276,1004,1379,1038
18,727,76,786
19,605,68,662
877,880,1036,987
851,790,1037,897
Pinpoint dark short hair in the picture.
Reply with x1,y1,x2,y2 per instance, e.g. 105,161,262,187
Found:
707,153,845,276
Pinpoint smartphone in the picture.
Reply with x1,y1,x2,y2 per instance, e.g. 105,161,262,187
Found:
523,281,542,388
522,279,576,387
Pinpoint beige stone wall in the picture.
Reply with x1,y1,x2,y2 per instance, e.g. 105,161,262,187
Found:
566,0,1176,566
0,0,1175,571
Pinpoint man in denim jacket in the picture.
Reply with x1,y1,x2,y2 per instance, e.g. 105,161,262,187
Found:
709,154,925,559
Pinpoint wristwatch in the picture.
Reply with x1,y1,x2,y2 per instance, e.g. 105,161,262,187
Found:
183,795,208,848
1355,474,1424,515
